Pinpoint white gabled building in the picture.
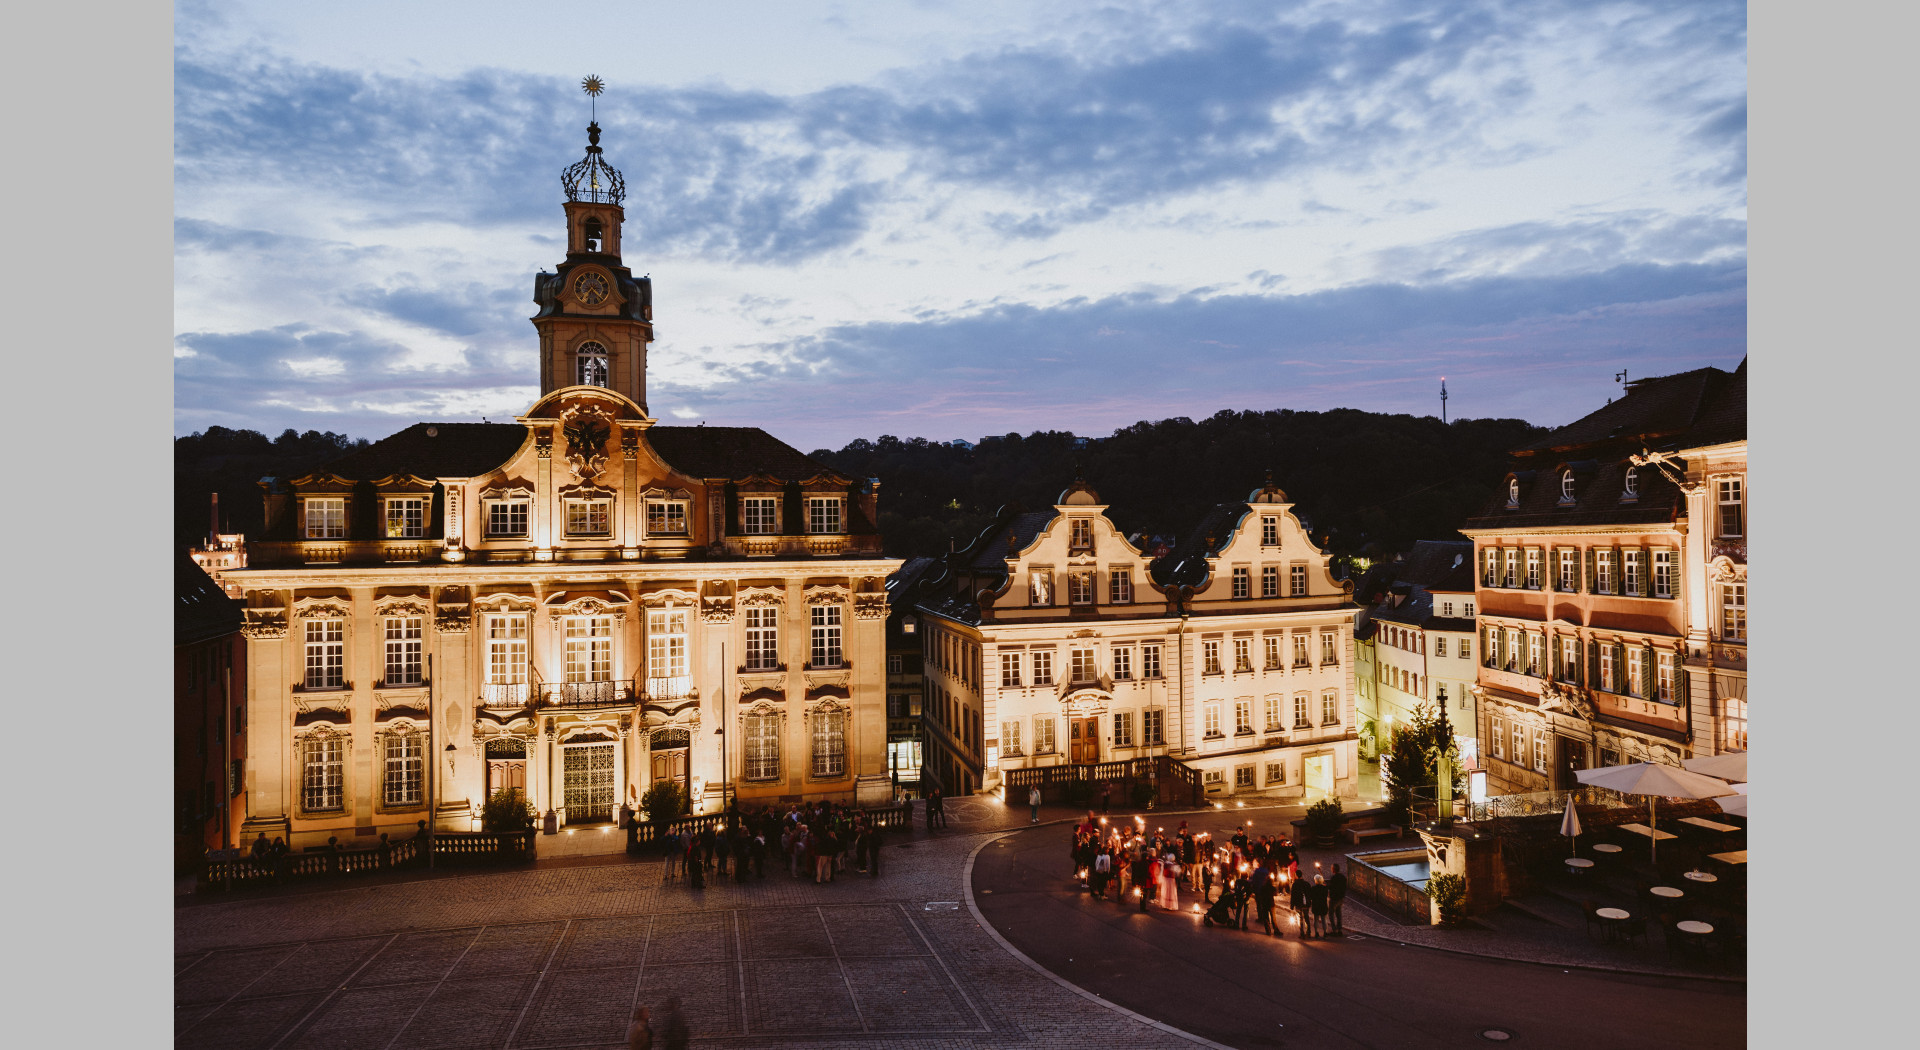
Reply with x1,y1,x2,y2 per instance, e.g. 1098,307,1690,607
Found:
904,478,1360,802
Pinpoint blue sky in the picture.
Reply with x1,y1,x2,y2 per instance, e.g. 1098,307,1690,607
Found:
173,0,1746,449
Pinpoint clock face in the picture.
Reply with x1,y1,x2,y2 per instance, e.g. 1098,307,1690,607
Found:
574,272,610,306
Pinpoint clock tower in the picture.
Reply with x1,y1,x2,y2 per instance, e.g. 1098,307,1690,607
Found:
532,117,654,412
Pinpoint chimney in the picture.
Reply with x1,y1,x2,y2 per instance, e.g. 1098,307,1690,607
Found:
209,492,221,545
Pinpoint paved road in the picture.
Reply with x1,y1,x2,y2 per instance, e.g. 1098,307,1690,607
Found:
970,823,1747,1050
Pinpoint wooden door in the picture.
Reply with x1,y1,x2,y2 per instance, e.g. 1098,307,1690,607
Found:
1070,717,1100,763
486,759,526,798
651,749,690,809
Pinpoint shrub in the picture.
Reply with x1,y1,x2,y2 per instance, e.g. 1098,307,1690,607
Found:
1304,797,1344,840
639,780,686,826
481,789,535,833
1427,871,1468,925
1063,779,1092,802
1130,779,1156,808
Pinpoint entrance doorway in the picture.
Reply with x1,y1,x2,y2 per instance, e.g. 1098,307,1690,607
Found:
650,727,690,813
484,738,528,799
1554,735,1589,792
1069,716,1100,763
1304,754,1332,800
562,739,616,823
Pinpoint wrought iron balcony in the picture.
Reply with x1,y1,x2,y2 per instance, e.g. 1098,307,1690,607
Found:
644,675,693,702
481,682,533,709
540,680,630,708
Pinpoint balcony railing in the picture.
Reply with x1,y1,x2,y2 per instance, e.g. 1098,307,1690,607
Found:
644,675,693,701
482,682,532,708
541,680,629,708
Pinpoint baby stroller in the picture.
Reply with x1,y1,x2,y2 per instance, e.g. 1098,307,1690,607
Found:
1202,892,1237,928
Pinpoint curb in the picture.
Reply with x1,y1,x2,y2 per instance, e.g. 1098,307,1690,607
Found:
962,831,1239,1050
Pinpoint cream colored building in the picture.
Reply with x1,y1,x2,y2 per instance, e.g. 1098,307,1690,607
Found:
213,119,898,847
907,479,1360,802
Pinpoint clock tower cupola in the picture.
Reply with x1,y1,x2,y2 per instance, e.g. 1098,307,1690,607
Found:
532,78,654,412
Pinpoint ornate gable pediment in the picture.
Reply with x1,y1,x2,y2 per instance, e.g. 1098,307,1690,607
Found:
373,591,432,617
292,595,352,619
371,474,435,493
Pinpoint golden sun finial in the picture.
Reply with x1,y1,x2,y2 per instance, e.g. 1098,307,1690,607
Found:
581,75,605,97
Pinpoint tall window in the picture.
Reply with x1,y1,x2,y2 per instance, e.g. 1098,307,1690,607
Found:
1112,646,1132,680
383,616,422,686
385,498,424,539
1560,637,1579,681
1034,717,1056,754
1721,583,1746,641
302,734,345,812
649,609,689,680
1233,638,1252,673
1599,644,1615,692
1532,731,1548,773
1070,648,1097,683
1204,704,1222,737
487,615,528,703
745,606,779,670
1502,549,1518,588
1624,550,1642,595
1029,571,1053,606
1002,720,1022,755
1724,697,1747,751
1321,690,1339,725
1653,550,1673,598
1321,630,1338,666
305,498,346,539
1069,518,1093,549
1527,633,1543,676
1032,650,1054,685
1626,647,1643,697
1261,566,1279,598
1234,700,1253,734
1109,568,1133,604
807,497,844,534
809,605,843,668
1143,707,1165,745
1113,711,1134,747
576,341,609,387
564,499,610,536
304,619,344,689
1000,652,1022,686
1292,634,1309,668
1141,644,1161,679
1264,635,1282,670
1526,549,1541,589
383,731,422,806
812,708,847,777
647,500,688,535
1232,567,1250,598
1657,653,1675,702
1483,548,1499,586
1293,693,1310,729
743,497,780,534
1434,637,1447,657
486,499,529,537
1718,478,1743,537
1068,571,1096,605
565,616,613,683
1261,516,1279,546
1203,640,1222,675
1290,564,1308,596
1596,550,1615,594
1490,719,1506,760
1559,549,1577,591
745,712,780,780
1264,696,1282,731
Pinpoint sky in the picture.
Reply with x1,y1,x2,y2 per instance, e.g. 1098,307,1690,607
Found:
173,0,1747,450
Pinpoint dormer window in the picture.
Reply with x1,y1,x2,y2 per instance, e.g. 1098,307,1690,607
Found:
564,497,611,536
304,497,346,539
485,497,530,538
576,341,609,387
647,499,689,536
1559,471,1577,504
1621,467,1639,501
1507,478,1520,507
742,496,781,535
384,497,425,539
806,497,844,535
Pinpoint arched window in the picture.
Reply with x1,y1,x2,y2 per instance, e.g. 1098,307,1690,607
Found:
1560,471,1577,502
1507,478,1520,507
1622,468,1638,497
576,341,609,387
583,217,604,252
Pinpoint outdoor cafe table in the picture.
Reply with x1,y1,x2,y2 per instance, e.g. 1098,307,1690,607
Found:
1592,843,1624,854
1708,850,1748,865
1680,816,1740,834
1616,823,1678,841
1595,907,1632,943
1683,870,1719,884
1674,919,1715,956
1650,885,1684,899
1566,858,1595,874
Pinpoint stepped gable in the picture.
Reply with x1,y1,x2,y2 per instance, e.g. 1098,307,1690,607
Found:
306,422,530,481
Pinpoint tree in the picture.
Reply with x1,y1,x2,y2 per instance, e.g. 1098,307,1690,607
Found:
1380,701,1464,825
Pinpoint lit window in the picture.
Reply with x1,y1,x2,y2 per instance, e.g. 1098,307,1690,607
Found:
1560,470,1577,503
1112,646,1132,680
1143,708,1165,744
742,496,780,534
1068,571,1096,605
564,616,613,686
1232,567,1250,599
1264,635,1282,670
1234,638,1252,673
1112,711,1134,747
1235,700,1252,734
1293,693,1310,729
1031,650,1054,685
576,341,609,387
1626,646,1643,697
1034,717,1056,754
806,497,844,534
304,619,344,690
1434,637,1447,657
564,498,610,536
305,498,346,540
302,733,344,812
1029,570,1053,606
812,707,847,777
745,712,780,780
486,500,529,538
1203,640,1222,675
1718,478,1743,538
1290,564,1308,596
745,606,779,671
1070,647,1097,683
647,501,688,536
1141,644,1161,679
1002,720,1022,756
485,615,529,705
1261,516,1280,546
1527,633,1543,676
648,609,689,681
383,616,422,686
1724,697,1747,751
1000,652,1022,687
385,498,425,539
383,731,422,807
1721,583,1746,641
809,605,843,668
1070,518,1093,549
1109,568,1132,604
1261,566,1279,598
1600,645,1615,692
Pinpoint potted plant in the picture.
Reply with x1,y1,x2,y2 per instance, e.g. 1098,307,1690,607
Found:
1427,871,1467,927
481,788,536,856
1304,797,1343,847
640,781,685,839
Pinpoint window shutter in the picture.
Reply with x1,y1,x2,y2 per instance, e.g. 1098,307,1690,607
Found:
1674,662,1689,708
1479,624,1489,666
1612,546,1624,593
1584,548,1597,593
1586,638,1600,686
1638,546,1652,597
1546,546,1558,591
1550,635,1561,678
1670,547,1684,603
1641,643,1656,698
1613,642,1627,692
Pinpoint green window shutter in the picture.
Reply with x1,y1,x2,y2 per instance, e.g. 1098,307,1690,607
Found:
1612,547,1624,595
1641,643,1656,698
1550,635,1561,678
1584,548,1597,593
1670,547,1684,603
1674,663,1689,707
1586,638,1600,686
1614,642,1627,693
1638,546,1652,597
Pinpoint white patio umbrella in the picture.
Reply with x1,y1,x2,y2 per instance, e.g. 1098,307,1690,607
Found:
1682,751,1747,783
1559,794,1583,857
1716,792,1748,818
1574,762,1736,863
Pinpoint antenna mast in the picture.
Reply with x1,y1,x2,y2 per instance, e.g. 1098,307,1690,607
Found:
1440,377,1448,424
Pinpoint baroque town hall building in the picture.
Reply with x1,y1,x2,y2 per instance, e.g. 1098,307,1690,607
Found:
219,120,898,848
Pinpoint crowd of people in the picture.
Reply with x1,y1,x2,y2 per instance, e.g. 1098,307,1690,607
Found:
1068,815,1348,938
657,799,898,888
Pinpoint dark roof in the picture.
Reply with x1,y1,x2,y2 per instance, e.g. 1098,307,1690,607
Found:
1392,540,1473,587
1678,357,1746,450
646,426,842,482
313,422,530,481
887,556,943,610
1520,366,1729,453
1463,454,1684,531
915,593,984,627
1152,503,1250,587
965,510,1057,571
1427,560,1477,594
176,550,242,647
